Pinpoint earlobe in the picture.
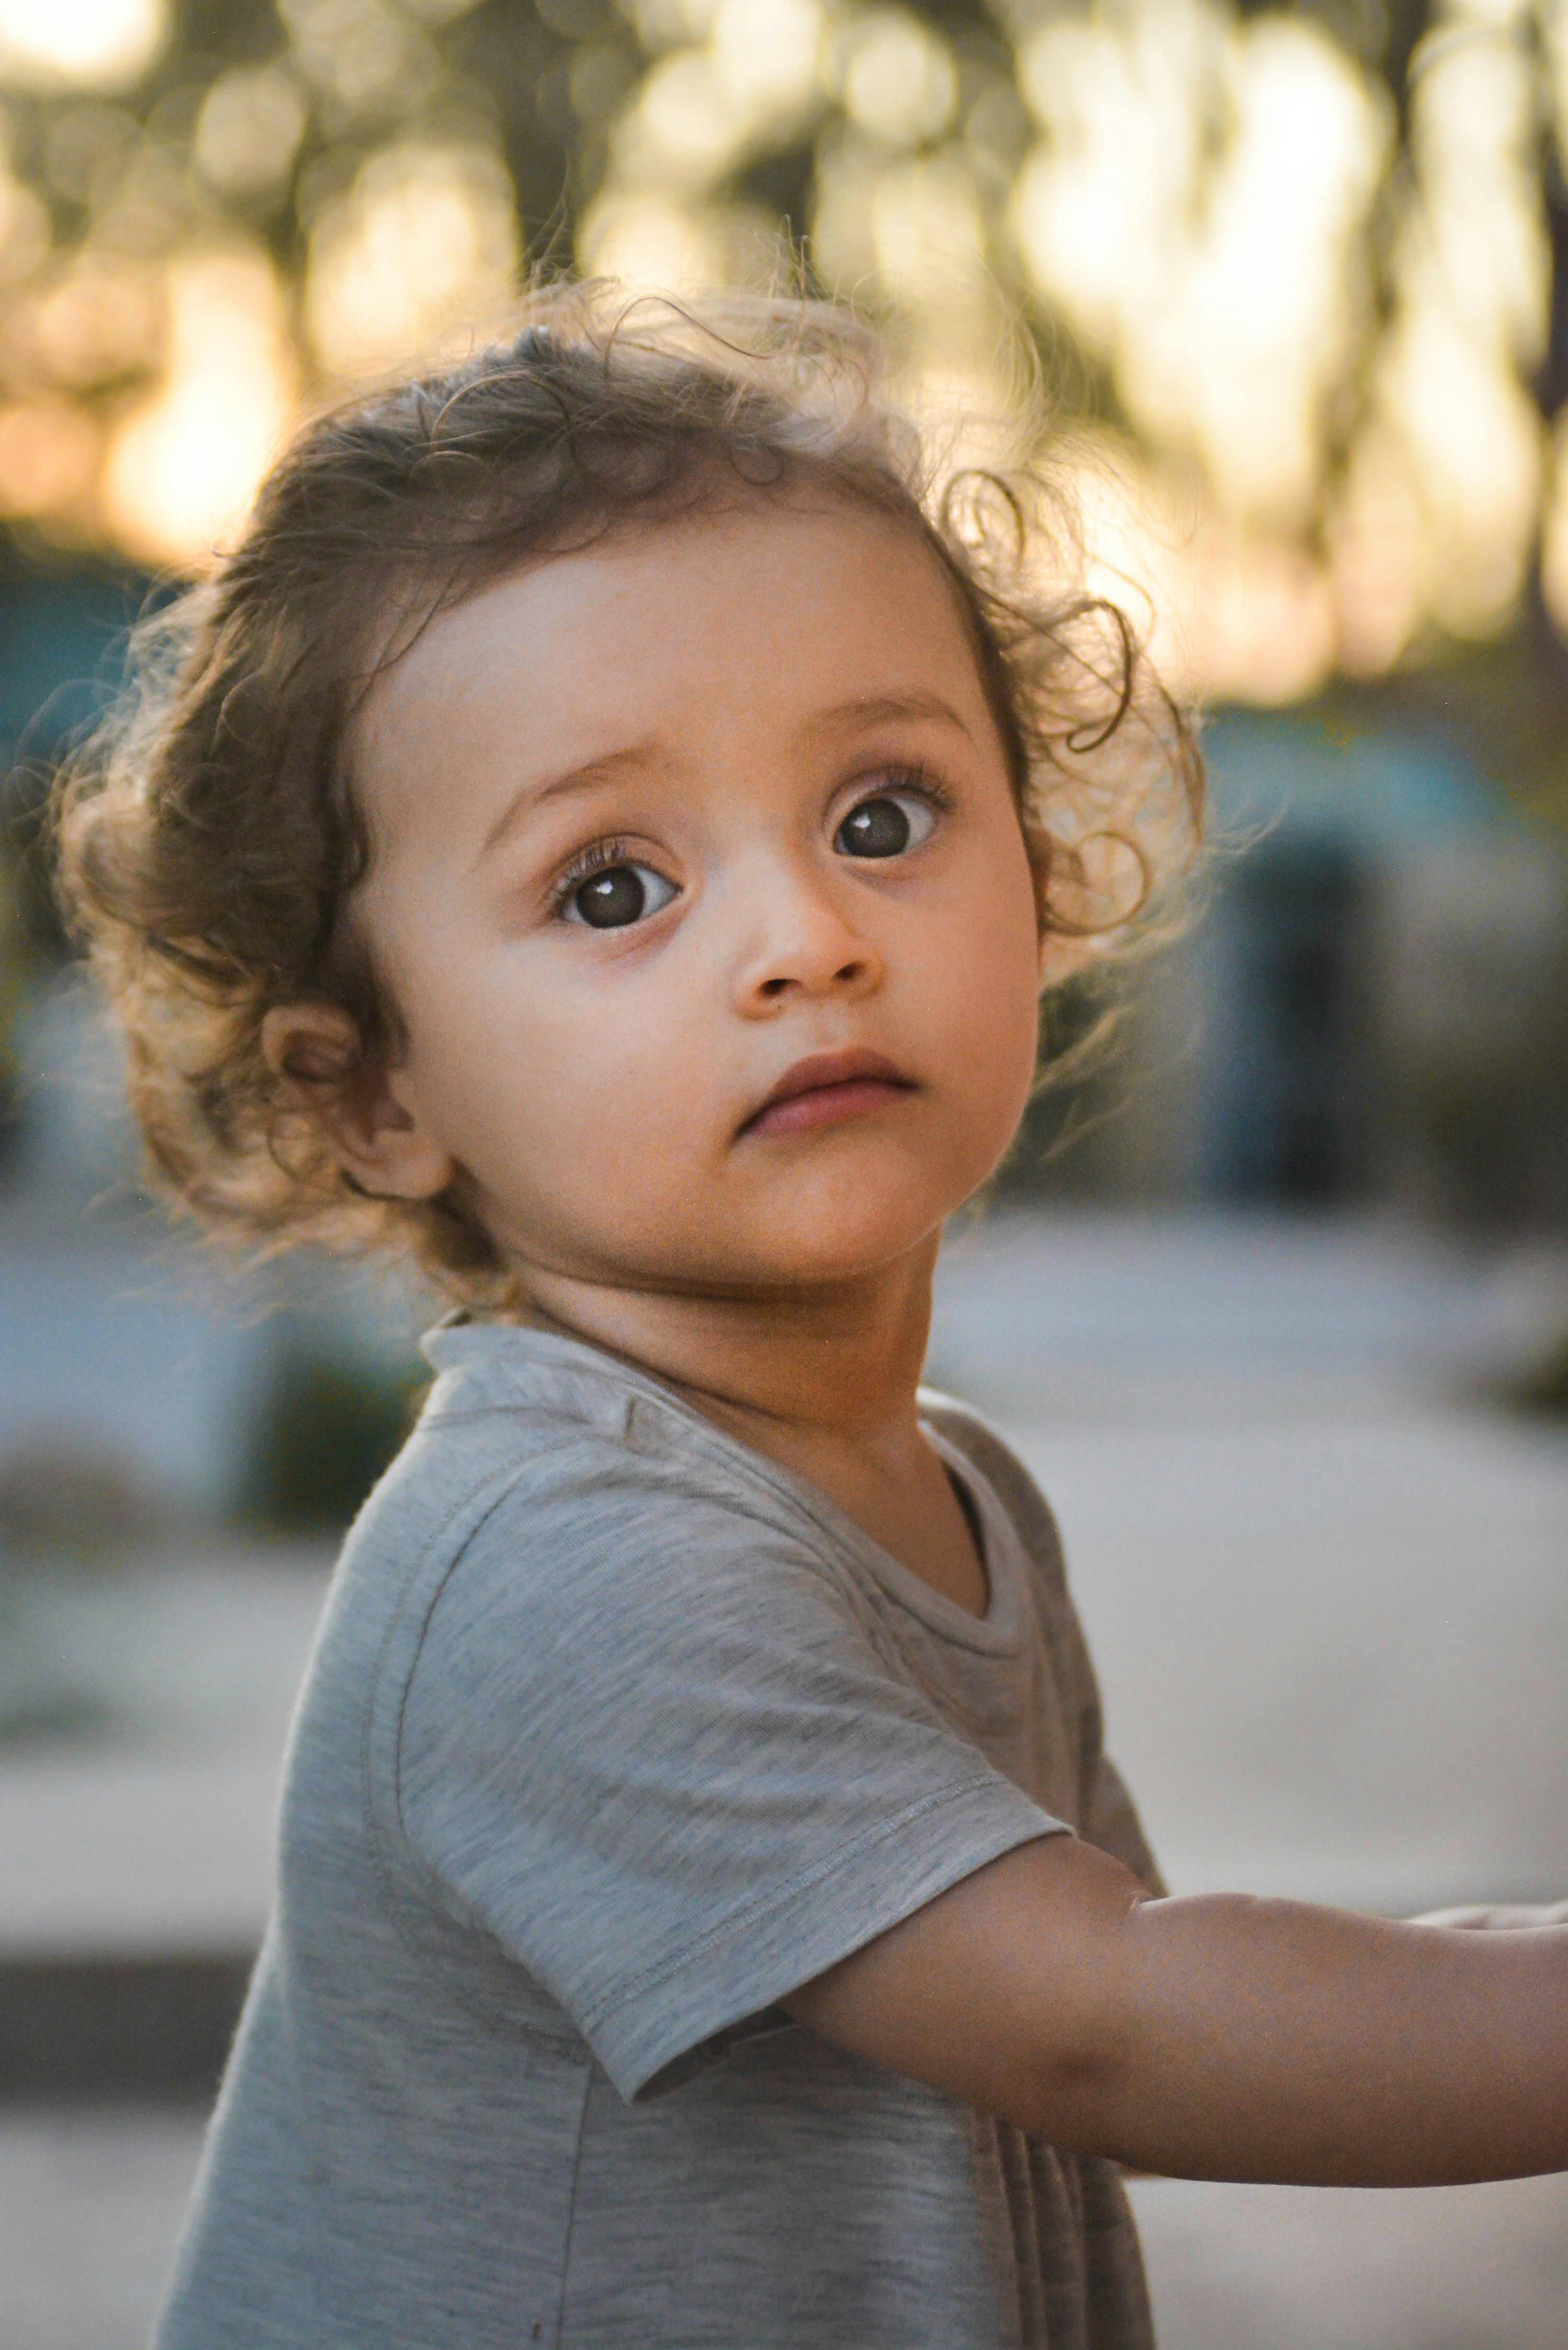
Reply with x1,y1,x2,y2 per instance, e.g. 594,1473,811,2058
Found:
260,1003,456,1202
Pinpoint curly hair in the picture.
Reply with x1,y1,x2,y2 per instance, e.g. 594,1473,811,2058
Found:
54,280,1202,1306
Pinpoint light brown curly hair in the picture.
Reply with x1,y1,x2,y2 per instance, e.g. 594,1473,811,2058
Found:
54,280,1202,1307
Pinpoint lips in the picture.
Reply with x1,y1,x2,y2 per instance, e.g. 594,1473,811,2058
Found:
737,1047,919,1141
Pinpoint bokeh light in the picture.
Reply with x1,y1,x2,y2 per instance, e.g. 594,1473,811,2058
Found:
837,11,956,149
0,0,166,92
305,141,521,381
102,248,295,568
0,0,1563,714
192,67,309,204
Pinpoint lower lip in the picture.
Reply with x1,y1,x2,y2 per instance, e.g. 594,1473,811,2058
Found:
744,1078,915,1139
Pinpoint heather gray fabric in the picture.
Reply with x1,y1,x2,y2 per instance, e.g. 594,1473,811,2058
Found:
155,1320,1162,2350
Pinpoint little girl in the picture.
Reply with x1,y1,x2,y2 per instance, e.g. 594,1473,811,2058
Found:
58,285,1565,2349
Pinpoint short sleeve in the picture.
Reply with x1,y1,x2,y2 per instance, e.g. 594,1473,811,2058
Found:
919,1393,1164,1900
394,1450,1066,2103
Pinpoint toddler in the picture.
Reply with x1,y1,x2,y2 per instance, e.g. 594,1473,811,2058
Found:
57,285,1566,2349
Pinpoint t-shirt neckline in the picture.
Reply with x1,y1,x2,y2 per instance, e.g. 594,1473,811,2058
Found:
421,1316,1029,1656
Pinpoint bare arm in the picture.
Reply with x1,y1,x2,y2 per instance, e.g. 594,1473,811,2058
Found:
781,1835,1568,2186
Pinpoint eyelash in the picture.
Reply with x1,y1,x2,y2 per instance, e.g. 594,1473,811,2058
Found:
874,766,955,821
545,768,955,915
547,835,643,916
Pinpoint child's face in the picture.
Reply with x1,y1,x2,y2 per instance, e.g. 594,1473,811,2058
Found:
344,497,1044,1294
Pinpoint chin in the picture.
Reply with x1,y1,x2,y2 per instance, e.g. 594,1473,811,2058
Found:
734,1168,973,1288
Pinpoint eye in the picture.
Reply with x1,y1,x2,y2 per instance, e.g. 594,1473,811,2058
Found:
561,861,678,929
834,790,939,861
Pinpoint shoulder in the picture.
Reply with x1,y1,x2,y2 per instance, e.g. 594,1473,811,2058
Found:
397,1338,867,1703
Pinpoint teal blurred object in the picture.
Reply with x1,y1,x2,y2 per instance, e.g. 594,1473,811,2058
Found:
0,563,153,782
1197,712,1567,1219
1203,709,1523,846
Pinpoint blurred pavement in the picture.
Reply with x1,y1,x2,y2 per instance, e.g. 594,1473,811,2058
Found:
0,1548,330,1956
930,1211,1568,1916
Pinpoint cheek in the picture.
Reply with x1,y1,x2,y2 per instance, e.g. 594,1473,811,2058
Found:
927,842,1042,1092
951,942,1041,1150
404,946,702,1177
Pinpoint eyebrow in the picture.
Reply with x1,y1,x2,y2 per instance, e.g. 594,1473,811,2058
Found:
799,690,978,746
473,744,662,870
471,690,976,871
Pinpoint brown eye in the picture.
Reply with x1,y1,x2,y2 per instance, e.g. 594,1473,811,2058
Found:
834,792,937,859
562,862,678,929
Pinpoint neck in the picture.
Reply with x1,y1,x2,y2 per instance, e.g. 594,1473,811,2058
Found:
508,1229,989,1618
511,1235,941,1453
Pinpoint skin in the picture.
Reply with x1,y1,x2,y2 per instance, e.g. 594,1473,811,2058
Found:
265,493,1568,2188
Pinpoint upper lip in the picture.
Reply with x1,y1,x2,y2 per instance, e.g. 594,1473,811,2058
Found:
738,1047,917,1134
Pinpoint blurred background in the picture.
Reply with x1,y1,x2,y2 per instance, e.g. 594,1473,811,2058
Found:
1,0,1566,2343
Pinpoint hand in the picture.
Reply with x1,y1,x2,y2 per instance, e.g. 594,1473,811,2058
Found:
1411,1900,1568,1931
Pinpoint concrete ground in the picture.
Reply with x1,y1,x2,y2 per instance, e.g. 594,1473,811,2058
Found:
3,1210,1566,2347
1127,2170,1568,2350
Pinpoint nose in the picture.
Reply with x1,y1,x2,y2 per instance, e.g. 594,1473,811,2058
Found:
730,855,885,1017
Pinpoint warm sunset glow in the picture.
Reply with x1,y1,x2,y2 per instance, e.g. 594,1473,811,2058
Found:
1012,6,1206,347
1181,528,1337,707
1124,20,1387,525
1378,295,1543,637
0,0,1561,694
101,249,295,569
990,0,1563,694
870,156,985,311
837,10,955,148
904,356,1025,480
1327,424,1427,677
1542,413,1568,639
193,66,308,202
27,254,162,385
709,0,823,116
618,49,746,187
810,134,882,288
1014,9,1386,530
304,143,520,381
0,0,165,89
577,192,731,294
1057,432,1337,708
1371,19,1549,637
1054,435,1194,692
0,399,100,523
0,165,50,284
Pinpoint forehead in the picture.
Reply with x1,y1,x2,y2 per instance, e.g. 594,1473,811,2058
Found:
352,497,996,836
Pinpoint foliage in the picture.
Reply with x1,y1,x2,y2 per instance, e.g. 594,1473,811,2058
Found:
235,1332,427,1529
4,0,1568,738
1511,1326,1568,1413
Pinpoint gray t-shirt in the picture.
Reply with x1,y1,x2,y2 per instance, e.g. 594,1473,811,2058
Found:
156,1321,1162,2350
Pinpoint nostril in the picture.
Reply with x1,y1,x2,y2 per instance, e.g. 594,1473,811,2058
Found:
759,975,791,998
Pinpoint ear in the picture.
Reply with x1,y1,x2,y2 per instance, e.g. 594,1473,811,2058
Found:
260,1003,456,1202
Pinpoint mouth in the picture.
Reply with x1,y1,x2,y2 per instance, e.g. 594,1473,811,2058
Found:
737,1047,920,1142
